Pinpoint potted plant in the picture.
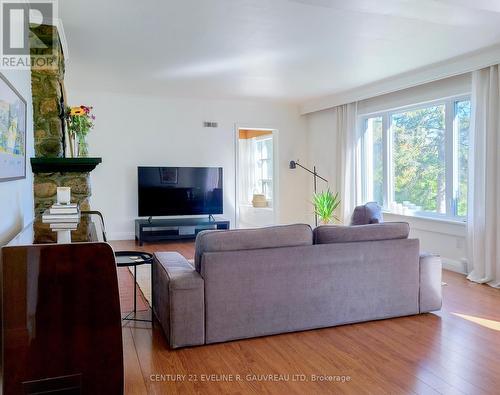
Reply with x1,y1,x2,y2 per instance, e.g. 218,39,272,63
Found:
65,105,95,157
313,189,341,224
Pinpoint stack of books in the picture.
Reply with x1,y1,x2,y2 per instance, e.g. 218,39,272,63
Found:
42,203,80,231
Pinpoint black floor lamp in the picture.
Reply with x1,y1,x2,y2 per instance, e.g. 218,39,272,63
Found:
289,160,328,226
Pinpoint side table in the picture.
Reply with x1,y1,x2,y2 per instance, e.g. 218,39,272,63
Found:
115,251,154,323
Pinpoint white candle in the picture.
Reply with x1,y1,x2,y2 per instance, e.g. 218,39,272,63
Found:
57,187,71,205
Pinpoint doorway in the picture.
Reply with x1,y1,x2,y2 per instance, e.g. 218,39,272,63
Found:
235,128,278,229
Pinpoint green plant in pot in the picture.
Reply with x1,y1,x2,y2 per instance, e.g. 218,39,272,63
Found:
313,189,341,224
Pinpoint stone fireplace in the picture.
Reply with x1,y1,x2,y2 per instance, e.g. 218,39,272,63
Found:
30,25,100,218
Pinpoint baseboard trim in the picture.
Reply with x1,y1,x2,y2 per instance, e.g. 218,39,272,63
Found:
442,257,467,274
108,232,135,241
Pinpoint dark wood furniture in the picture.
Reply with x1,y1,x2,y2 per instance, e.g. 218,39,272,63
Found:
135,217,230,245
0,214,123,394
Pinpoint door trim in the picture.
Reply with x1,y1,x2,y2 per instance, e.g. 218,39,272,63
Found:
234,125,279,228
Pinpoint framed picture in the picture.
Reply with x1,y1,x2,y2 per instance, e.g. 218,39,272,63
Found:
0,72,27,182
159,167,178,184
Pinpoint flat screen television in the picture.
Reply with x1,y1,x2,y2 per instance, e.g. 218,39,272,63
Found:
138,166,223,217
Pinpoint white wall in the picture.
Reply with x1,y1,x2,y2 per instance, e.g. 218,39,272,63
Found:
66,90,310,240
385,213,467,273
306,108,338,194
0,70,34,246
305,76,470,272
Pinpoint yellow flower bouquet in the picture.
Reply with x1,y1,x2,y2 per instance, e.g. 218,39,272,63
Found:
65,105,95,157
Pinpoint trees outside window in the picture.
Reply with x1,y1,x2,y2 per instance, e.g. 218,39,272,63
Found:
361,97,470,221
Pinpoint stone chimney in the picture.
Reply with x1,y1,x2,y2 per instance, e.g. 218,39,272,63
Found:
30,25,95,226
30,24,65,158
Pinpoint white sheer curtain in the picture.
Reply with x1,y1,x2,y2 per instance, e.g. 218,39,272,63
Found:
238,137,257,204
335,102,361,224
467,65,500,288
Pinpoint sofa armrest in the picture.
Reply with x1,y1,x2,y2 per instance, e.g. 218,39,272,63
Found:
419,253,442,313
153,252,205,348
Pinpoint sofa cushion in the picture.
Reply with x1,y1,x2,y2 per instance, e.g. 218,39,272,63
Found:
194,224,313,272
152,252,205,348
154,252,202,290
351,202,383,225
313,222,409,244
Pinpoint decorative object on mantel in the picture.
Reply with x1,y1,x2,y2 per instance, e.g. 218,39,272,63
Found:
252,194,268,208
312,189,341,225
65,105,95,158
56,186,71,204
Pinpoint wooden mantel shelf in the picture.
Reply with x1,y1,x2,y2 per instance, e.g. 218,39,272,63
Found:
30,157,102,173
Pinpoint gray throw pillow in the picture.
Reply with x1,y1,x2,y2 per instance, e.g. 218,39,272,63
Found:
350,202,383,225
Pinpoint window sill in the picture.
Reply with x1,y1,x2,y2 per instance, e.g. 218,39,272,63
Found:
383,211,466,226
239,204,274,211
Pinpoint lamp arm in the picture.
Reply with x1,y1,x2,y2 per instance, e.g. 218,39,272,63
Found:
294,162,328,183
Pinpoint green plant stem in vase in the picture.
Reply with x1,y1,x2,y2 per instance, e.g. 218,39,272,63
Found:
65,105,95,158
77,134,88,157
313,189,341,225
67,131,76,158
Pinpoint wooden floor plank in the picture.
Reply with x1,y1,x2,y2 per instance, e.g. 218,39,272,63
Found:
110,240,500,395
122,327,149,395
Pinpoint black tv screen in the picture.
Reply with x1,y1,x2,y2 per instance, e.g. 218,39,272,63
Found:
138,167,223,217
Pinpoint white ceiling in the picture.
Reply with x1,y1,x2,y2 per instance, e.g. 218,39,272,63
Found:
60,0,500,102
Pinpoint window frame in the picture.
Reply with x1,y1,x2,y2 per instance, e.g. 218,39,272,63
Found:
254,135,274,203
359,95,470,223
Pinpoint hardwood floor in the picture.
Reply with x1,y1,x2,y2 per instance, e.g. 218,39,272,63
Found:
110,240,500,395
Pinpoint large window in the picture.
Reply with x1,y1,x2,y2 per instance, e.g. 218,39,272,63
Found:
361,97,470,221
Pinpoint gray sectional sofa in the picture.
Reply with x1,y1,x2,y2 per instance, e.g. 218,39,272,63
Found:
152,223,442,349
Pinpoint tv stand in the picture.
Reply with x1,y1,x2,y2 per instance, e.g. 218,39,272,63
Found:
135,217,230,246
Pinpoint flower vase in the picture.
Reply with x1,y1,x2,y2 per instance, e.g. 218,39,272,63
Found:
65,105,95,157
77,135,89,157
67,132,76,158
67,132,88,158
